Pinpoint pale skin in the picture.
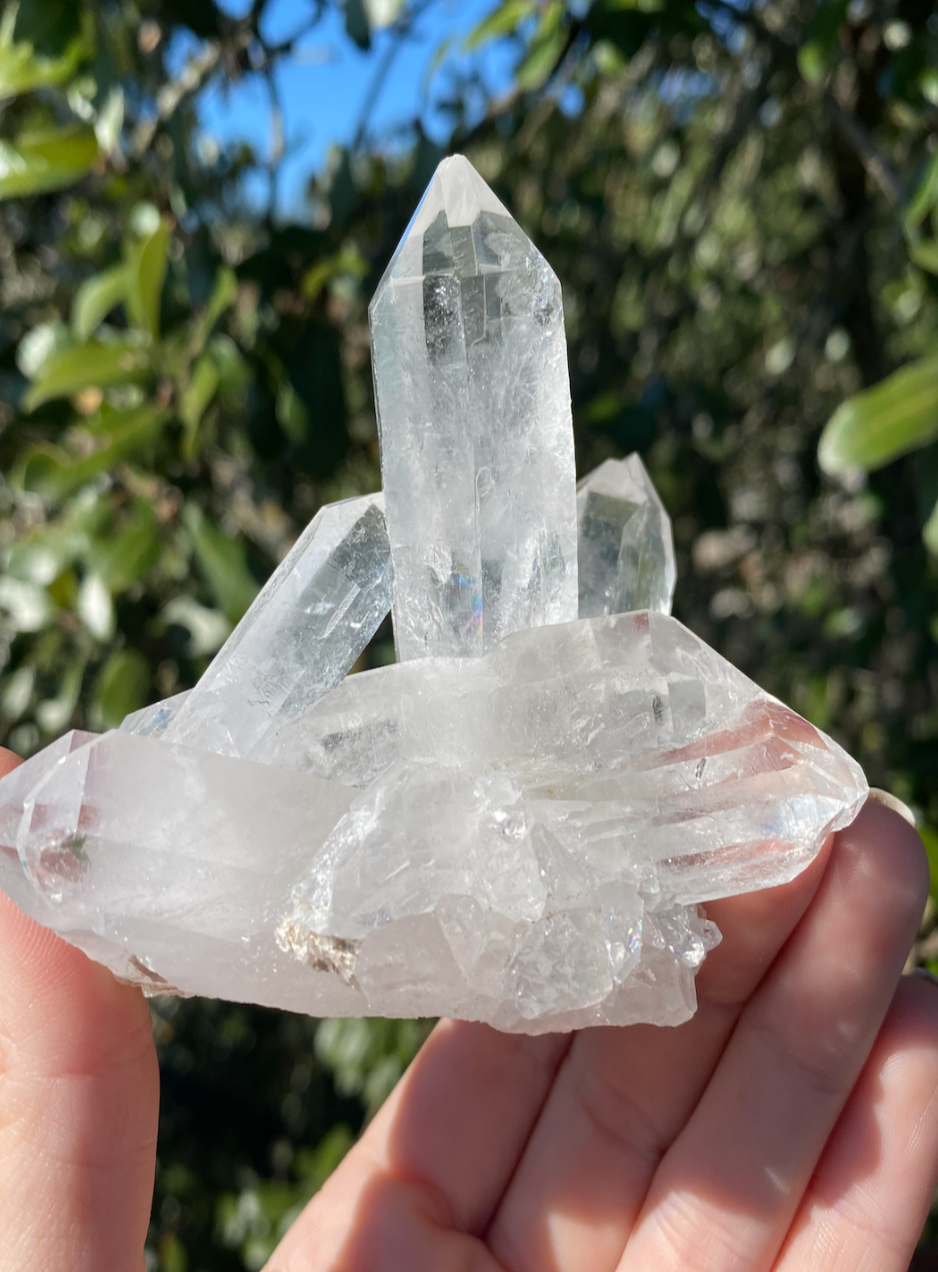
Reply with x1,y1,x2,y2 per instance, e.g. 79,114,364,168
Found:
1,746,938,1272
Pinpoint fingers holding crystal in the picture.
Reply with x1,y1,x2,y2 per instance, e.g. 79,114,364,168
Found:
615,800,928,1272
267,1020,568,1272
482,837,834,1272
772,972,938,1272
0,814,159,1272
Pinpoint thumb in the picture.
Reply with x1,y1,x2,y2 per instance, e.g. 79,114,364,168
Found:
0,747,160,1272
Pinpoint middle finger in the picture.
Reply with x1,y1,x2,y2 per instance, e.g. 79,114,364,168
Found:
485,828,835,1272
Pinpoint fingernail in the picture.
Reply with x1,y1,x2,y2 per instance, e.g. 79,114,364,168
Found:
911,968,938,988
868,788,916,827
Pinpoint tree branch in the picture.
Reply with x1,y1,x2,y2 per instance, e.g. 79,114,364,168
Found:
824,94,904,208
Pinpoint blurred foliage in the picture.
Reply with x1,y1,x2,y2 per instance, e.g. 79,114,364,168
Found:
2,0,938,1264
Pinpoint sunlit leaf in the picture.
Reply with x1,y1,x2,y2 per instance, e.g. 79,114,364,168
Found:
35,655,85,734
183,505,259,624
0,122,99,199
72,263,128,340
77,571,115,639
0,10,88,101
0,576,55,632
125,218,170,338
515,1,567,90
818,353,938,475
22,334,150,409
94,85,124,154
16,321,71,377
464,0,536,50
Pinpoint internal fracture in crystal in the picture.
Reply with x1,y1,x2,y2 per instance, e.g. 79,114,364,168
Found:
577,454,676,618
370,155,578,661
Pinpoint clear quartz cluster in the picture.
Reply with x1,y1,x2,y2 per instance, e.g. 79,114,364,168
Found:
0,156,867,1033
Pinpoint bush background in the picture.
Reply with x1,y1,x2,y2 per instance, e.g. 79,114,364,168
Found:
2,0,938,1265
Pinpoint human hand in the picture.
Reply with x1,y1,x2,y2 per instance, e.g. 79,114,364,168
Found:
1,739,936,1272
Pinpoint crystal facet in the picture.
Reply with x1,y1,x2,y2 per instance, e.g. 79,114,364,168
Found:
161,494,392,759
577,454,676,617
0,156,869,1033
370,155,577,660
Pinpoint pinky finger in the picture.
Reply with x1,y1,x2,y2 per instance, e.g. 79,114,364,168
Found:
774,973,938,1272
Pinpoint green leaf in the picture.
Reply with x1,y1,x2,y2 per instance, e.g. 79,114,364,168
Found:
0,15,88,101
0,576,55,632
910,236,938,276
818,353,938,475
72,264,128,340
94,85,124,155
919,825,938,904
12,0,83,58
190,266,238,354
93,648,151,729
125,219,170,339
0,122,99,199
905,152,938,233
464,0,536,50
183,505,259,624
180,352,220,455
17,405,167,499
515,1,567,90
94,502,161,593
35,655,85,734
77,572,115,640
23,335,150,409
344,0,371,50
16,321,70,377
924,498,938,556
797,0,848,85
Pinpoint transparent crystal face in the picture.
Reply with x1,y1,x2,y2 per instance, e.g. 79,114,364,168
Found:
371,155,578,661
577,455,677,618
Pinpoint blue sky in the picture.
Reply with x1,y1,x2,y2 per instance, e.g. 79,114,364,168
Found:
179,0,517,217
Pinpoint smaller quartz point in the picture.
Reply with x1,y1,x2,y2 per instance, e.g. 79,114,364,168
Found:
121,690,191,739
162,494,392,760
577,455,676,617
1,729,364,1012
370,155,578,660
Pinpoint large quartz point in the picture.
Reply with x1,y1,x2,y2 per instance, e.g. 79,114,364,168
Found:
370,155,577,661
577,454,676,617
0,155,870,1033
159,494,392,759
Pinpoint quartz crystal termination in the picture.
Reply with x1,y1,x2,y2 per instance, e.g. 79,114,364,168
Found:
159,494,392,760
370,155,578,660
577,454,676,617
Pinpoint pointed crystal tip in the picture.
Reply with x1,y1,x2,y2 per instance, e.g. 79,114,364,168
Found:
411,154,511,236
